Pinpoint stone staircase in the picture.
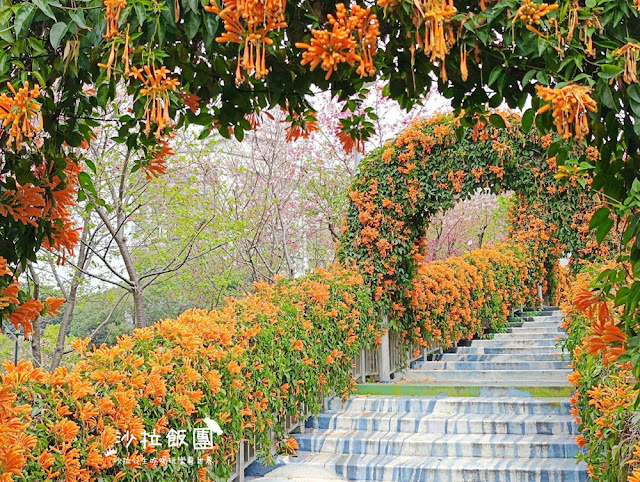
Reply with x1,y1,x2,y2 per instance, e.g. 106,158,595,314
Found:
247,307,588,481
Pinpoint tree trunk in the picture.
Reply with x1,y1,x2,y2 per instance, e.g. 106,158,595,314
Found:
50,278,80,370
50,220,91,371
94,205,146,328
132,287,145,328
27,263,42,367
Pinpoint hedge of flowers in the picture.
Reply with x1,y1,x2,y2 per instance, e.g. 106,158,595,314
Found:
408,243,536,350
0,263,380,481
339,113,593,335
560,263,640,481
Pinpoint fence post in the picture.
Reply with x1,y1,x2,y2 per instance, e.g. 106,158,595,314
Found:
378,312,391,382
537,283,544,307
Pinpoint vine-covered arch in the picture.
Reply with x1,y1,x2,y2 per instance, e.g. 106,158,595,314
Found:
339,113,591,335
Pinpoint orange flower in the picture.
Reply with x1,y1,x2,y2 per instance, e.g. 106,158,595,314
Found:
49,419,80,443
43,297,65,317
129,65,180,138
283,437,299,454
536,84,597,140
296,4,379,79
205,0,287,83
226,360,241,375
142,140,174,179
0,82,42,150
8,298,43,336
612,42,640,84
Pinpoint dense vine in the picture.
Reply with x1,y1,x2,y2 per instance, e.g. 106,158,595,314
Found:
339,113,594,334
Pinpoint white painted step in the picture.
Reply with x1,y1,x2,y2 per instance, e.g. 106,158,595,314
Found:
333,396,571,416
296,431,581,458
254,452,588,481
411,360,570,370
314,411,578,435
439,352,564,362
401,369,572,383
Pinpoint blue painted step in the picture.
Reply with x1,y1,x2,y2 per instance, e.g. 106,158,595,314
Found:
254,453,588,481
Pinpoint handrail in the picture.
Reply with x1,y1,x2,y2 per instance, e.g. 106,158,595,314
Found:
228,395,332,482
353,313,442,383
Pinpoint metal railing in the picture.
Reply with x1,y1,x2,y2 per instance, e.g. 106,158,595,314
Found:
228,397,331,482
353,313,442,383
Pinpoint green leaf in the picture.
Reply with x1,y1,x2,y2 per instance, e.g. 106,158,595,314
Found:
489,113,506,129
187,0,199,13
184,10,201,40
50,21,68,49
598,64,623,80
589,207,610,229
596,217,614,244
77,171,97,197
628,84,640,105
69,10,87,29
488,67,502,87
13,3,36,36
522,69,536,87
521,108,535,133
33,0,56,21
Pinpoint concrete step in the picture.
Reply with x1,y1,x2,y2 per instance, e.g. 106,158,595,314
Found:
401,369,572,383
489,334,566,343
332,396,571,416
254,452,588,481
296,431,581,459
468,338,560,347
506,326,564,333
411,360,570,371
456,346,567,355
313,411,578,435
511,315,564,323
506,321,564,329
440,352,566,362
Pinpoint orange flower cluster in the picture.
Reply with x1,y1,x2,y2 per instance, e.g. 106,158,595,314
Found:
0,82,42,150
408,244,533,349
0,263,379,481
205,0,287,83
130,65,180,138
296,4,379,80
0,256,65,337
41,160,83,262
560,263,640,480
574,287,627,365
613,42,640,84
338,127,364,154
513,0,558,34
0,158,81,265
378,0,456,80
103,0,127,39
536,84,598,140
284,110,319,142
142,140,174,179
0,183,45,227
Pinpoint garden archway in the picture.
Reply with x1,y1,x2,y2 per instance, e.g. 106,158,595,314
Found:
339,113,590,334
